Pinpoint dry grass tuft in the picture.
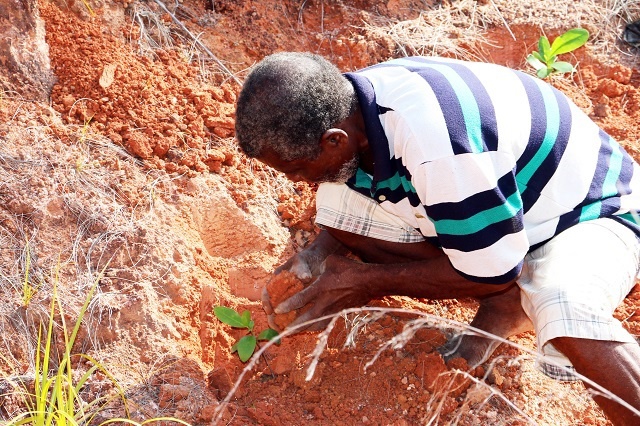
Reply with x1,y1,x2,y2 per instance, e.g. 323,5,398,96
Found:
362,0,506,61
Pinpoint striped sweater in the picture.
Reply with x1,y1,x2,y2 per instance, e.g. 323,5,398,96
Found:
343,56,640,284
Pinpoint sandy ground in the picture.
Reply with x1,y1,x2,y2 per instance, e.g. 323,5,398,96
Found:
1,0,640,424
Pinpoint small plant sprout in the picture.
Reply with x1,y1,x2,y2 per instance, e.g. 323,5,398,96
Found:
8,262,192,426
213,306,279,362
526,28,589,78
21,240,39,307
78,116,94,144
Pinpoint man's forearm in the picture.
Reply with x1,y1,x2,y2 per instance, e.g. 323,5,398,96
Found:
306,229,347,258
357,255,513,300
322,226,514,300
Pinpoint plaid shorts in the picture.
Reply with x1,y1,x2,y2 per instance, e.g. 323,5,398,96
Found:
315,183,425,243
316,183,640,382
518,218,640,381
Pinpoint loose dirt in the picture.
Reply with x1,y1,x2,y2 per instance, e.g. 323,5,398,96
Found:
1,0,640,424
265,270,309,331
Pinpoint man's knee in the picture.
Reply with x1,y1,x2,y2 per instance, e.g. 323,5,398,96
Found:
548,336,579,358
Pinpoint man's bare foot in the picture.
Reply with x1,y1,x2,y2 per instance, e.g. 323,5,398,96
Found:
439,284,533,367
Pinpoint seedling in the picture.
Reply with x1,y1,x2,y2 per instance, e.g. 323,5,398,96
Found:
213,306,279,362
78,116,93,145
7,262,191,426
21,240,39,307
526,28,589,78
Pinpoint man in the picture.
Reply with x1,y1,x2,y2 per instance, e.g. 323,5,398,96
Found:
235,52,640,425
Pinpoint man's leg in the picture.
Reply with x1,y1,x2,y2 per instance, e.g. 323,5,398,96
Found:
551,337,640,425
326,227,532,364
517,218,640,425
443,284,533,366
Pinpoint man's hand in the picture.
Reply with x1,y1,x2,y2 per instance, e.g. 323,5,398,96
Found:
262,243,330,330
263,230,346,330
273,247,326,283
271,255,374,331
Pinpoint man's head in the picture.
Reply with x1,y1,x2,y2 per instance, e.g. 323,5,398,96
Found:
235,52,360,183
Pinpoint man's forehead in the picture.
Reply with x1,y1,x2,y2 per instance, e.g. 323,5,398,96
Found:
257,148,304,172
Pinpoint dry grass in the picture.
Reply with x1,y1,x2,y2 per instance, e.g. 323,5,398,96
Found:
363,0,497,61
129,0,241,84
0,98,186,421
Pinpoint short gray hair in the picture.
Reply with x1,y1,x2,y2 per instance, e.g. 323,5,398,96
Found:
235,52,357,161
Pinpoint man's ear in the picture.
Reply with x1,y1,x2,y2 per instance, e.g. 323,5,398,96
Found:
320,128,349,148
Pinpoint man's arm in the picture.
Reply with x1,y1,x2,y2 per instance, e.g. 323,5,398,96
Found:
274,229,346,282
274,227,514,330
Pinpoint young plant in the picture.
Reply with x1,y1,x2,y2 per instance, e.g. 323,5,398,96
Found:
526,28,589,78
21,240,39,307
213,306,279,362
7,264,191,426
8,266,126,425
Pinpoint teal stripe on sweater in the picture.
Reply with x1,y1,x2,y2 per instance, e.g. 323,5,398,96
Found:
516,80,560,185
434,191,523,236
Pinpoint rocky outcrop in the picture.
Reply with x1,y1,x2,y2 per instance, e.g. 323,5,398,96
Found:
0,0,54,100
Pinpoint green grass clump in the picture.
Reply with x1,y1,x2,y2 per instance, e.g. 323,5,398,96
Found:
6,265,191,426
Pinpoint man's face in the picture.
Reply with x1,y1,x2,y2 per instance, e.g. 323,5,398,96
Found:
317,154,359,183
258,144,359,184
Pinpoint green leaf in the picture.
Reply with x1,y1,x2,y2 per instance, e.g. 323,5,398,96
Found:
526,54,546,71
240,310,252,327
550,28,589,56
531,50,545,63
550,61,575,73
214,306,246,328
538,36,551,62
235,335,257,362
537,67,551,79
257,328,280,342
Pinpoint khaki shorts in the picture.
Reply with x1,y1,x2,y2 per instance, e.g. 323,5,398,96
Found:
316,183,640,381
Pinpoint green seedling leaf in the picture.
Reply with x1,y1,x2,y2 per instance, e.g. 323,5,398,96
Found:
550,28,589,56
234,335,257,362
257,328,280,342
526,54,546,71
531,50,545,63
240,310,252,328
527,28,589,79
551,61,575,73
536,67,552,79
538,35,551,61
214,306,246,328
214,306,280,363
